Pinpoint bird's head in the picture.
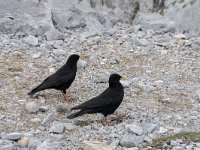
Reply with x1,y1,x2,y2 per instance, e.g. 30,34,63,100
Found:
109,73,126,87
67,54,80,62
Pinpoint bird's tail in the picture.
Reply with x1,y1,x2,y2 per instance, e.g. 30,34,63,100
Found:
27,84,44,95
67,110,86,119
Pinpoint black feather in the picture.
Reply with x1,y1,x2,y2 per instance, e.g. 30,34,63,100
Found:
67,73,124,119
28,54,80,96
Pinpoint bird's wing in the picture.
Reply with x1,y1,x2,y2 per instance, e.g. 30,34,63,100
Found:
38,71,75,89
72,88,114,110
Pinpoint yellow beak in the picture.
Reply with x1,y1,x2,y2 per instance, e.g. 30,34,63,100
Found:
120,76,126,80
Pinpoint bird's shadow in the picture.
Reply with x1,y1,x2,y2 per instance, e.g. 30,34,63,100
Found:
74,119,124,127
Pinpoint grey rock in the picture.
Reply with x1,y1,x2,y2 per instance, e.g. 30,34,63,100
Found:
32,52,42,59
51,9,86,32
193,38,200,46
28,138,41,150
55,103,70,113
123,148,139,150
52,49,66,56
164,0,200,35
83,141,116,150
170,140,179,146
63,123,77,131
44,28,64,41
134,13,175,33
39,106,49,112
42,112,57,125
36,141,59,150
77,59,87,69
0,139,15,150
52,40,64,49
143,123,157,133
135,38,149,47
120,80,131,88
120,135,144,148
196,89,200,102
49,134,64,140
79,30,99,41
0,144,15,150
159,127,168,134
25,102,40,113
125,123,144,135
49,121,64,134
174,34,186,39
137,83,155,93
153,80,164,87
95,74,109,83
23,35,38,46
90,55,98,61
2,132,23,140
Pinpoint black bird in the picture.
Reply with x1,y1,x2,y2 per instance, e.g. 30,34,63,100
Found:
67,73,125,119
28,54,80,98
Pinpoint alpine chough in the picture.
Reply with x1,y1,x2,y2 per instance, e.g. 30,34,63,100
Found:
67,73,125,119
28,54,80,97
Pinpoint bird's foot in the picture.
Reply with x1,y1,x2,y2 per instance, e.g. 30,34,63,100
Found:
62,93,75,101
102,118,112,126
112,113,128,120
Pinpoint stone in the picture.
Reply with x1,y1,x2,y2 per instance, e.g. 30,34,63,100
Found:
138,83,155,93
174,34,186,39
83,141,116,150
125,123,144,135
159,127,168,134
31,118,42,123
44,28,64,41
135,38,149,47
39,106,49,112
79,30,99,41
120,80,131,88
23,35,38,46
32,52,42,59
153,80,164,87
77,59,87,69
28,138,41,150
52,49,66,56
55,103,70,113
193,38,200,46
49,121,64,134
134,13,175,33
170,140,179,146
51,9,86,32
120,135,144,148
124,148,139,150
143,124,157,133
2,132,23,140
42,112,57,125
36,141,58,150
196,89,200,102
0,144,15,150
17,137,29,146
0,139,15,150
95,74,109,83
25,102,40,113
164,0,200,35
63,123,77,131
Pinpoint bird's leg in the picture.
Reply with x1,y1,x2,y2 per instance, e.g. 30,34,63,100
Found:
102,116,112,126
61,91,75,101
112,113,128,120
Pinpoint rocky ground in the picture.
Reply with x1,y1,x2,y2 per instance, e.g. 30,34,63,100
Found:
0,20,200,150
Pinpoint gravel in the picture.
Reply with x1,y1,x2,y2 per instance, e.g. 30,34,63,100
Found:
25,102,40,113
49,121,64,134
0,20,200,149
